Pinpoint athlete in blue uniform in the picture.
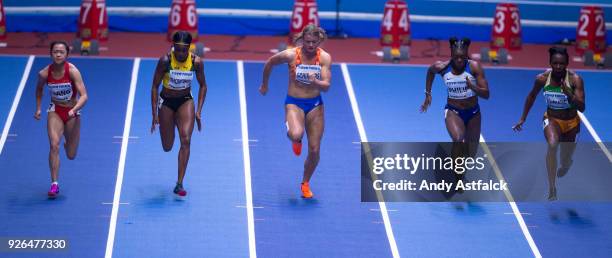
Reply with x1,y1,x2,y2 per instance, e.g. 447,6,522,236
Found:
420,37,489,190
259,24,332,198
421,37,490,143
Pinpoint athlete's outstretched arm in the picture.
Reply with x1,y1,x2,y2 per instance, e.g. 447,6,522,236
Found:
34,69,47,120
467,61,490,99
150,56,168,133
564,73,585,112
309,52,331,92
513,74,545,131
194,56,208,131
260,50,292,95
421,61,446,112
68,64,88,117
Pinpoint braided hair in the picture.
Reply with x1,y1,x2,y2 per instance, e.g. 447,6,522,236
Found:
449,37,471,52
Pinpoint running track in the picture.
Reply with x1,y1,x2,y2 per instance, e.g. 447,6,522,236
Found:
0,55,610,257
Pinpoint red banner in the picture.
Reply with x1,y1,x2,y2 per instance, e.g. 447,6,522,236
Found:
0,0,6,40
576,6,607,55
289,0,320,44
77,0,108,41
490,3,522,50
380,0,411,48
168,0,199,41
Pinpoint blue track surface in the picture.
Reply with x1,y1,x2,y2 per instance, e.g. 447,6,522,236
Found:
243,62,392,257
112,60,249,257
0,56,28,137
345,64,534,257
477,68,612,257
0,56,610,257
0,57,133,257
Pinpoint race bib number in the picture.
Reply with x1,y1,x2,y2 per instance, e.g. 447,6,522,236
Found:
295,64,321,85
445,77,476,99
544,91,571,110
168,70,194,90
48,82,73,102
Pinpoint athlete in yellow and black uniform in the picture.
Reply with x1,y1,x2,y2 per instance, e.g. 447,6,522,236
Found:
513,46,586,201
160,50,197,111
151,31,208,197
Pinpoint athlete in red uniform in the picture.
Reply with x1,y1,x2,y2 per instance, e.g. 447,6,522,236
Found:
34,41,88,198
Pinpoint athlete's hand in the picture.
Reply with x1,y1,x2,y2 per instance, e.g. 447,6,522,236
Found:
308,72,317,84
68,109,76,118
34,109,42,120
512,119,525,132
559,78,574,99
420,95,432,113
195,111,202,132
259,83,268,96
465,76,476,90
151,115,159,133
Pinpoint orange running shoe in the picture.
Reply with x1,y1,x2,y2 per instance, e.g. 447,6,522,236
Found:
301,182,313,198
292,141,302,156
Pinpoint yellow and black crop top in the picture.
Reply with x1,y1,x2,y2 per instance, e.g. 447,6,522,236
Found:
162,52,196,90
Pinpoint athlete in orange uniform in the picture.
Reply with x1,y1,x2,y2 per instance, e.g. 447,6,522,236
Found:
151,31,208,197
260,24,332,198
35,41,89,198
513,47,585,201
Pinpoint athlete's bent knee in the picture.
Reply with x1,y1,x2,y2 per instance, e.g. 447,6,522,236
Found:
288,130,303,142
67,152,77,160
451,134,465,143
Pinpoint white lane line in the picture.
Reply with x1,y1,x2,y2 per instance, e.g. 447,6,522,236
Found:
0,55,35,156
105,58,140,258
237,60,257,258
342,63,400,258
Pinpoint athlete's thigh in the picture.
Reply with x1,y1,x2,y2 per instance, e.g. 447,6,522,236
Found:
47,112,65,146
158,105,176,147
175,100,195,139
543,118,561,145
63,116,81,153
305,105,324,147
445,109,466,141
559,124,579,142
465,112,481,142
286,104,305,134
